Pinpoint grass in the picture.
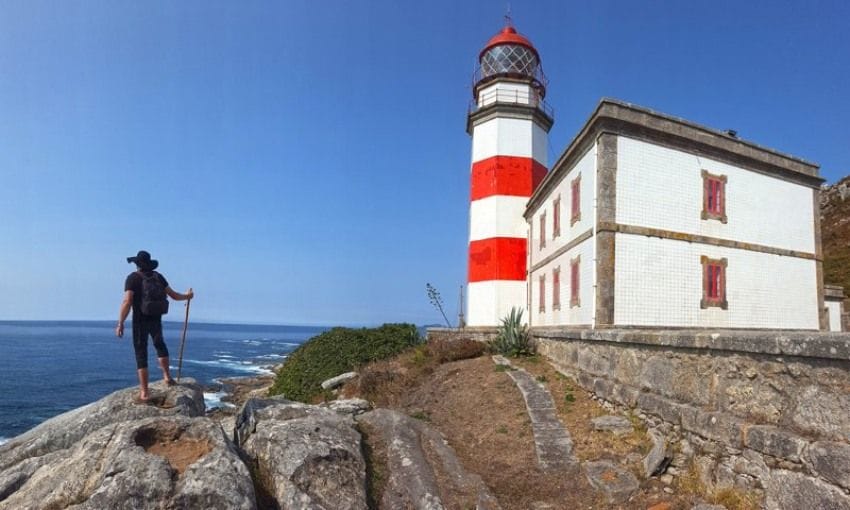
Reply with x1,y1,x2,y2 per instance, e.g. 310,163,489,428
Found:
269,323,420,402
356,338,487,407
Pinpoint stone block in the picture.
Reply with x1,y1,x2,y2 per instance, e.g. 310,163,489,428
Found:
804,441,850,491
637,392,682,425
584,460,639,504
591,415,633,436
744,425,806,462
717,375,785,425
611,383,639,407
681,409,742,447
790,385,850,442
643,428,672,477
592,377,615,401
320,371,358,390
577,347,613,377
638,356,675,395
765,469,850,510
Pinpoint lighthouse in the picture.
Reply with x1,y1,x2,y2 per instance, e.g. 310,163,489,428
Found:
466,23,553,326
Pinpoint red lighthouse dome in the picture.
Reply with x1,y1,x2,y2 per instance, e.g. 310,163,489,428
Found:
476,24,547,96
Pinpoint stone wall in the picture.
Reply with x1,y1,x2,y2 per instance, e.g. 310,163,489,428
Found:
426,327,499,344
533,328,850,509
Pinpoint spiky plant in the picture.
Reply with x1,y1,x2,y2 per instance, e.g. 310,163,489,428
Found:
490,307,533,357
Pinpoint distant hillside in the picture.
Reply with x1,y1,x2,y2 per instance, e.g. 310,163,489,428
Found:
821,176,850,298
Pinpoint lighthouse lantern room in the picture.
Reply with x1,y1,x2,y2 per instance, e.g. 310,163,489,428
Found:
467,23,554,327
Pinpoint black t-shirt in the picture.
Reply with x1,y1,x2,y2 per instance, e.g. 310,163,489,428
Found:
125,270,169,321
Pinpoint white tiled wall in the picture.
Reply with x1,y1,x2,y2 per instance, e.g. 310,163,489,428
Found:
469,196,529,241
616,137,816,254
529,145,596,263
530,236,594,326
471,117,548,162
613,234,819,329
468,280,529,326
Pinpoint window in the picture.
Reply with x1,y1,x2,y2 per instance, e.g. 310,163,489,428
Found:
702,170,727,223
553,196,561,238
570,256,580,307
553,267,561,310
539,212,546,249
539,274,546,312
701,256,728,309
571,175,581,225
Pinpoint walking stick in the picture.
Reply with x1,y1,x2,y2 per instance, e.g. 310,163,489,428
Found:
177,296,192,382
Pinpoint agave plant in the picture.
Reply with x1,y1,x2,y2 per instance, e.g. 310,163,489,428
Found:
490,307,533,357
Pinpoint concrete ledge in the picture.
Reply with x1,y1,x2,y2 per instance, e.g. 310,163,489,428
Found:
532,327,850,361
426,327,499,343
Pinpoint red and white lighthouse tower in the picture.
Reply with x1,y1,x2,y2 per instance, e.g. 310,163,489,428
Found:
467,23,553,326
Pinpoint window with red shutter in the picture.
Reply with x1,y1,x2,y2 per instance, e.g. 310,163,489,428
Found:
701,171,727,223
539,212,546,249
539,274,546,312
570,256,580,307
553,267,560,310
701,256,728,309
553,197,561,238
571,175,581,225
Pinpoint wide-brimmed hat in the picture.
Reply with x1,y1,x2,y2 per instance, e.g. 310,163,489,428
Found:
127,250,159,271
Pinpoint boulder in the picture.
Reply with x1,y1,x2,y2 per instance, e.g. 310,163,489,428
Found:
0,416,255,510
321,371,358,390
584,460,639,504
323,398,372,416
0,379,205,473
643,428,672,477
236,397,367,510
357,408,501,510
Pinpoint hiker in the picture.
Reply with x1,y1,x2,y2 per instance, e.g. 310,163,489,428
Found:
115,250,194,402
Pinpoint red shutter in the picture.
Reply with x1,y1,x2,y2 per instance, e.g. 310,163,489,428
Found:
553,268,560,308
571,262,579,302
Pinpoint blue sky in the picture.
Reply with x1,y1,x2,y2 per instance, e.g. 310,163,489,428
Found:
1,1,848,326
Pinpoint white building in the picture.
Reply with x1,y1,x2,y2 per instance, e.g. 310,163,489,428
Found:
466,24,836,331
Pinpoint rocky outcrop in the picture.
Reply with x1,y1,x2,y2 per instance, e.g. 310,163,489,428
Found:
235,396,368,510
358,408,501,510
0,381,255,510
0,380,205,473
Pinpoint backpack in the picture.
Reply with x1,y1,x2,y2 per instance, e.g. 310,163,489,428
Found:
139,271,169,316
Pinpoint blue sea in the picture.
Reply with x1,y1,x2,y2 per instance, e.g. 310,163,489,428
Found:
0,321,328,444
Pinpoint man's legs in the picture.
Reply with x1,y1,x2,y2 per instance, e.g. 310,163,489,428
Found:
136,368,150,400
157,356,174,384
150,321,174,384
132,321,151,401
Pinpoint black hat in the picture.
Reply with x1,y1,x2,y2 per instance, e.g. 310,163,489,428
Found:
127,250,159,271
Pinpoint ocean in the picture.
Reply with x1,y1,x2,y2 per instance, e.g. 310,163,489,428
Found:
0,320,327,443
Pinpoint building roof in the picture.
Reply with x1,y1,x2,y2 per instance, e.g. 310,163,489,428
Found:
527,98,823,214
479,26,539,61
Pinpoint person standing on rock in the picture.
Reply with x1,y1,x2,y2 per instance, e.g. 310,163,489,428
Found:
116,250,194,402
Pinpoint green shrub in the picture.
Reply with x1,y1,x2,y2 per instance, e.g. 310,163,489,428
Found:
489,307,533,357
269,323,420,402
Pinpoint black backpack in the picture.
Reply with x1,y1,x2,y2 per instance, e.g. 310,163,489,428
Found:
139,271,169,316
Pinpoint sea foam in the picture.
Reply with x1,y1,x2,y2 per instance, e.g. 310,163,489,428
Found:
203,391,236,410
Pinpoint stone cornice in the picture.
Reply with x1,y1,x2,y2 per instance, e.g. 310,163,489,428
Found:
598,222,819,261
528,98,824,215
531,327,850,361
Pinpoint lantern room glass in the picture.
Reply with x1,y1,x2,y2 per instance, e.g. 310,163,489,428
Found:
480,44,539,79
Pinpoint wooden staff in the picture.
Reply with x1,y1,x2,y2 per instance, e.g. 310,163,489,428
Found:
176,296,192,382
